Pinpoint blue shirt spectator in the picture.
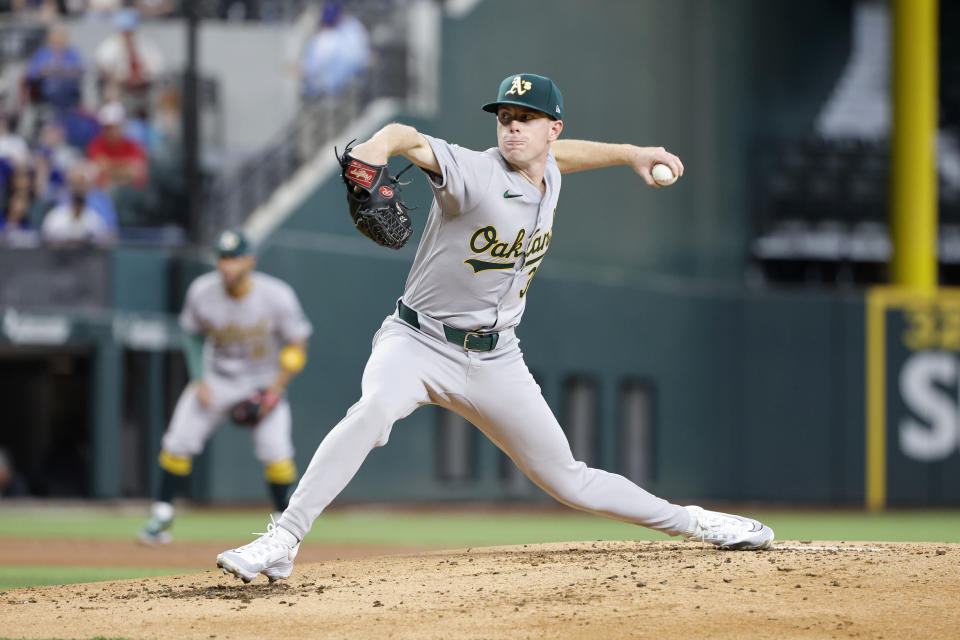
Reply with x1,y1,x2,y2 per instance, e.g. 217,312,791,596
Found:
25,24,85,110
60,108,101,149
299,1,371,99
57,161,118,230
60,182,117,228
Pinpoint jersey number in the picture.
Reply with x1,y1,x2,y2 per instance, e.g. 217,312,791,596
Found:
519,267,538,299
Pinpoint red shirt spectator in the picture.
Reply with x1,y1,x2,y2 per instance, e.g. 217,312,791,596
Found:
86,101,147,189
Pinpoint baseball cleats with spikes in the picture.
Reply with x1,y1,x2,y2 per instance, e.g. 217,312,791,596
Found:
682,505,774,550
137,501,174,546
216,514,300,583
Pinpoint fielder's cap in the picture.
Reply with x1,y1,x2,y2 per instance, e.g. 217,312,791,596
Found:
482,73,563,120
214,229,252,257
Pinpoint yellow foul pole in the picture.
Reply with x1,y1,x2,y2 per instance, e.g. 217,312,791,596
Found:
868,0,939,512
890,0,938,290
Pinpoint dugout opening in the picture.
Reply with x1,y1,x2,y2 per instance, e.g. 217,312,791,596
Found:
0,346,93,497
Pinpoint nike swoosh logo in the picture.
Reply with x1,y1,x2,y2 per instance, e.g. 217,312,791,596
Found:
503,190,523,199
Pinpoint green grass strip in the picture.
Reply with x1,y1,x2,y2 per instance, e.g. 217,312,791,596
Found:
758,510,960,542
0,507,958,546
0,565,199,591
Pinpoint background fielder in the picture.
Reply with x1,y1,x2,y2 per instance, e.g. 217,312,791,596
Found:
216,73,774,582
138,229,312,545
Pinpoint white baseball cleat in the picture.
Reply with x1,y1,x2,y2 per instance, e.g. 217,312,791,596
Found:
136,523,172,546
682,505,775,550
216,515,300,583
137,501,174,546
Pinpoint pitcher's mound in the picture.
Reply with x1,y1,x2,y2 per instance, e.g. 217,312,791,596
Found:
2,540,957,639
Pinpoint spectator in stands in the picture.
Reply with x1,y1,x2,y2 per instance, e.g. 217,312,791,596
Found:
4,162,50,223
137,0,177,18
41,167,114,245
84,0,126,18
24,23,85,115
83,0,176,20
299,0,370,100
35,121,80,196
86,101,148,191
94,8,166,119
58,160,117,229
57,104,101,149
8,0,59,21
0,190,42,247
0,115,30,168
21,155,57,218
148,84,181,155
7,162,33,196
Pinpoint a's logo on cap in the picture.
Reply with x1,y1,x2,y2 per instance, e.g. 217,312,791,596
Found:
505,75,532,97
219,232,239,251
555,105,561,114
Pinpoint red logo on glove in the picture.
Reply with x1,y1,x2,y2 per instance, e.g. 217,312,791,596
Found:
347,160,376,188
379,186,394,198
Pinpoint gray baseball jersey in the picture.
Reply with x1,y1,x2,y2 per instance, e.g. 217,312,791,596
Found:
402,135,561,331
180,271,312,386
163,271,312,463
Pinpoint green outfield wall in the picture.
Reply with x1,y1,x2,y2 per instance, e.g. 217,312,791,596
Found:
16,256,960,506
38,246,866,504
202,246,869,505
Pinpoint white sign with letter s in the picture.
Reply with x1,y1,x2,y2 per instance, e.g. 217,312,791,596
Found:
899,352,960,461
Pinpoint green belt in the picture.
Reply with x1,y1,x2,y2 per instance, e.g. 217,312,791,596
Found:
397,300,499,352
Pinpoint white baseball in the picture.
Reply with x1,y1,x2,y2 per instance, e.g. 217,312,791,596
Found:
651,163,677,186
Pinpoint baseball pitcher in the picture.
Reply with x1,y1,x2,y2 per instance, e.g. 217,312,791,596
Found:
138,229,312,545
216,74,774,582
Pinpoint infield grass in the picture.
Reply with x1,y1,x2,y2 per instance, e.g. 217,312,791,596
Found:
1,505,959,545
0,566,194,590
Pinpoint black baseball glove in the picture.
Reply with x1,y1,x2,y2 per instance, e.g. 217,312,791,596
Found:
230,389,280,427
336,141,414,250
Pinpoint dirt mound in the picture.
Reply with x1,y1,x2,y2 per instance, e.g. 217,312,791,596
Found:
2,540,957,639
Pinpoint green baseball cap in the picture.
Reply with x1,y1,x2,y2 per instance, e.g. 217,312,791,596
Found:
482,73,563,120
214,229,252,257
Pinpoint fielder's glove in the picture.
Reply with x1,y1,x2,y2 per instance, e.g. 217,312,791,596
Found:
336,140,414,250
230,389,280,427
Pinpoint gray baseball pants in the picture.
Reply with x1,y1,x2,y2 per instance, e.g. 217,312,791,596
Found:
278,314,690,540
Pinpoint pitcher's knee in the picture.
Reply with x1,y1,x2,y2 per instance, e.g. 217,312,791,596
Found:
526,460,593,507
342,395,411,447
